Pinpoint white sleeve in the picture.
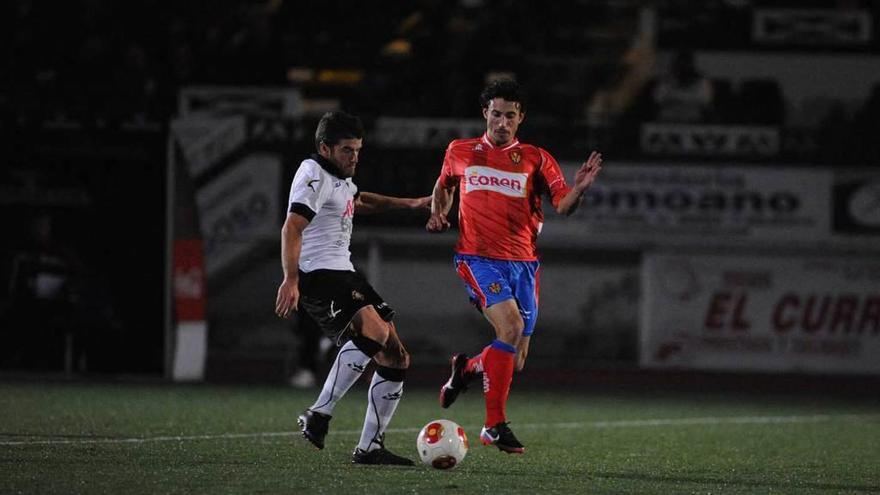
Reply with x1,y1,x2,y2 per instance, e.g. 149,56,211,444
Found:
288,161,327,218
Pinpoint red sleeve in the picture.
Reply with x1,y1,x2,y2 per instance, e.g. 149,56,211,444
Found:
538,148,571,208
438,141,460,188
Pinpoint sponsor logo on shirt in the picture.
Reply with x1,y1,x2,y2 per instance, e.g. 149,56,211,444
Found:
464,166,528,198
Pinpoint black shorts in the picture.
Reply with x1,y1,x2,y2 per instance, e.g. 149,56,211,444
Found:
298,269,395,344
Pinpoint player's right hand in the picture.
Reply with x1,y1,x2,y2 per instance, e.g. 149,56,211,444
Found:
426,213,451,233
275,279,299,318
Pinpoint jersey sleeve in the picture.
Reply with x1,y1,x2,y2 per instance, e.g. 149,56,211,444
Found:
538,148,572,209
288,161,326,221
438,142,460,188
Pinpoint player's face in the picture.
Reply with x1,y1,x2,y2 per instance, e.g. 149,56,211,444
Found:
320,138,362,178
483,98,524,146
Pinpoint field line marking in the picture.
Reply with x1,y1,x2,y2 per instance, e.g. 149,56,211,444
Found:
2,413,877,447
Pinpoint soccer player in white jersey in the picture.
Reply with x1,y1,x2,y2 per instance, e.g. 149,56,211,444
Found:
275,111,429,465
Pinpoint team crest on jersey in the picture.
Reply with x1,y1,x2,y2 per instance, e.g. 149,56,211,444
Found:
508,150,522,165
488,282,502,295
351,290,364,301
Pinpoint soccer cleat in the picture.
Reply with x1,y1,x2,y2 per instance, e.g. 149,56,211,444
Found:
439,354,470,408
480,422,525,454
352,447,415,466
297,409,331,450
352,438,415,466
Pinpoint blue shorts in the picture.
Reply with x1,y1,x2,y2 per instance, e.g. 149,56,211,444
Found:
453,254,540,336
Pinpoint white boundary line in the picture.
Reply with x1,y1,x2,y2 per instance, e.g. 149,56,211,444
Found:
2,414,877,447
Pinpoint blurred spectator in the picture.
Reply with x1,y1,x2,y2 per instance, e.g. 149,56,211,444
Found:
737,78,785,125
287,310,333,388
706,77,736,123
2,213,80,370
652,50,714,123
1,212,120,373
586,29,656,127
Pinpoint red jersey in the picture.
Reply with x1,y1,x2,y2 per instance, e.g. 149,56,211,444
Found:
438,133,572,261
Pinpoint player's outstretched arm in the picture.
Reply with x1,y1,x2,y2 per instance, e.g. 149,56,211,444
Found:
555,151,603,216
275,213,309,318
354,192,431,215
426,178,454,233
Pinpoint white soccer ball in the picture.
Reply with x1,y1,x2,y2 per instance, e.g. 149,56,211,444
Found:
416,419,468,469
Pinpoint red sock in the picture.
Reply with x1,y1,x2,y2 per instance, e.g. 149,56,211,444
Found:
482,341,515,427
465,346,489,374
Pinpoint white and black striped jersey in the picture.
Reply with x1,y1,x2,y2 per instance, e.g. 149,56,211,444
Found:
287,154,358,272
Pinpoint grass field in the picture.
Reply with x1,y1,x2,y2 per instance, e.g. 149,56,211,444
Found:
1,379,879,494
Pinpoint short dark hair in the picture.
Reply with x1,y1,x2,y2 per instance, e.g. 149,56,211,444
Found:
479,79,526,113
314,111,364,150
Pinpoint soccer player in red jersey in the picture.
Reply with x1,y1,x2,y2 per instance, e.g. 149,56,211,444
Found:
426,79,603,453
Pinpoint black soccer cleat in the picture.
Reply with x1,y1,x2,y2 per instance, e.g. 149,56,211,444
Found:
480,422,525,454
439,353,470,409
352,447,415,466
297,409,331,450
352,433,414,466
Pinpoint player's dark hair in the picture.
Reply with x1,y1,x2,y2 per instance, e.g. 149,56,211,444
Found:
314,111,364,150
479,79,526,113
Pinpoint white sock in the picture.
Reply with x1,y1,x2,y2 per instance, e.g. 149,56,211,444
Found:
357,367,405,452
309,340,372,416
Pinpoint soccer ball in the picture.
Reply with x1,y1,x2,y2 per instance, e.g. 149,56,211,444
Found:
416,419,468,469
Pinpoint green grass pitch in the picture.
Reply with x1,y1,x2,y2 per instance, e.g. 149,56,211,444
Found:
1,380,878,494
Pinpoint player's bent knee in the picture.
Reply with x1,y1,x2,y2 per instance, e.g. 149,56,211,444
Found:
398,349,411,369
357,315,391,346
496,325,523,346
393,342,410,369
351,334,384,358
506,318,525,339
360,328,389,347
376,347,409,369
383,345,409,369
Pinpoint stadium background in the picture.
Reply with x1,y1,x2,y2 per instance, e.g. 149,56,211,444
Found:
2,0,879,389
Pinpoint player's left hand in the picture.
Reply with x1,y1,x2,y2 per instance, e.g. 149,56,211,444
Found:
574,151,603,192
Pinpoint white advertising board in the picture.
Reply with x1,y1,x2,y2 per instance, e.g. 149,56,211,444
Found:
195,154,280,277
544,163,832,247
641,253,880,374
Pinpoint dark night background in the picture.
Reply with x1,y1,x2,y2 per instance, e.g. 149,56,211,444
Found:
2,0,879,381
